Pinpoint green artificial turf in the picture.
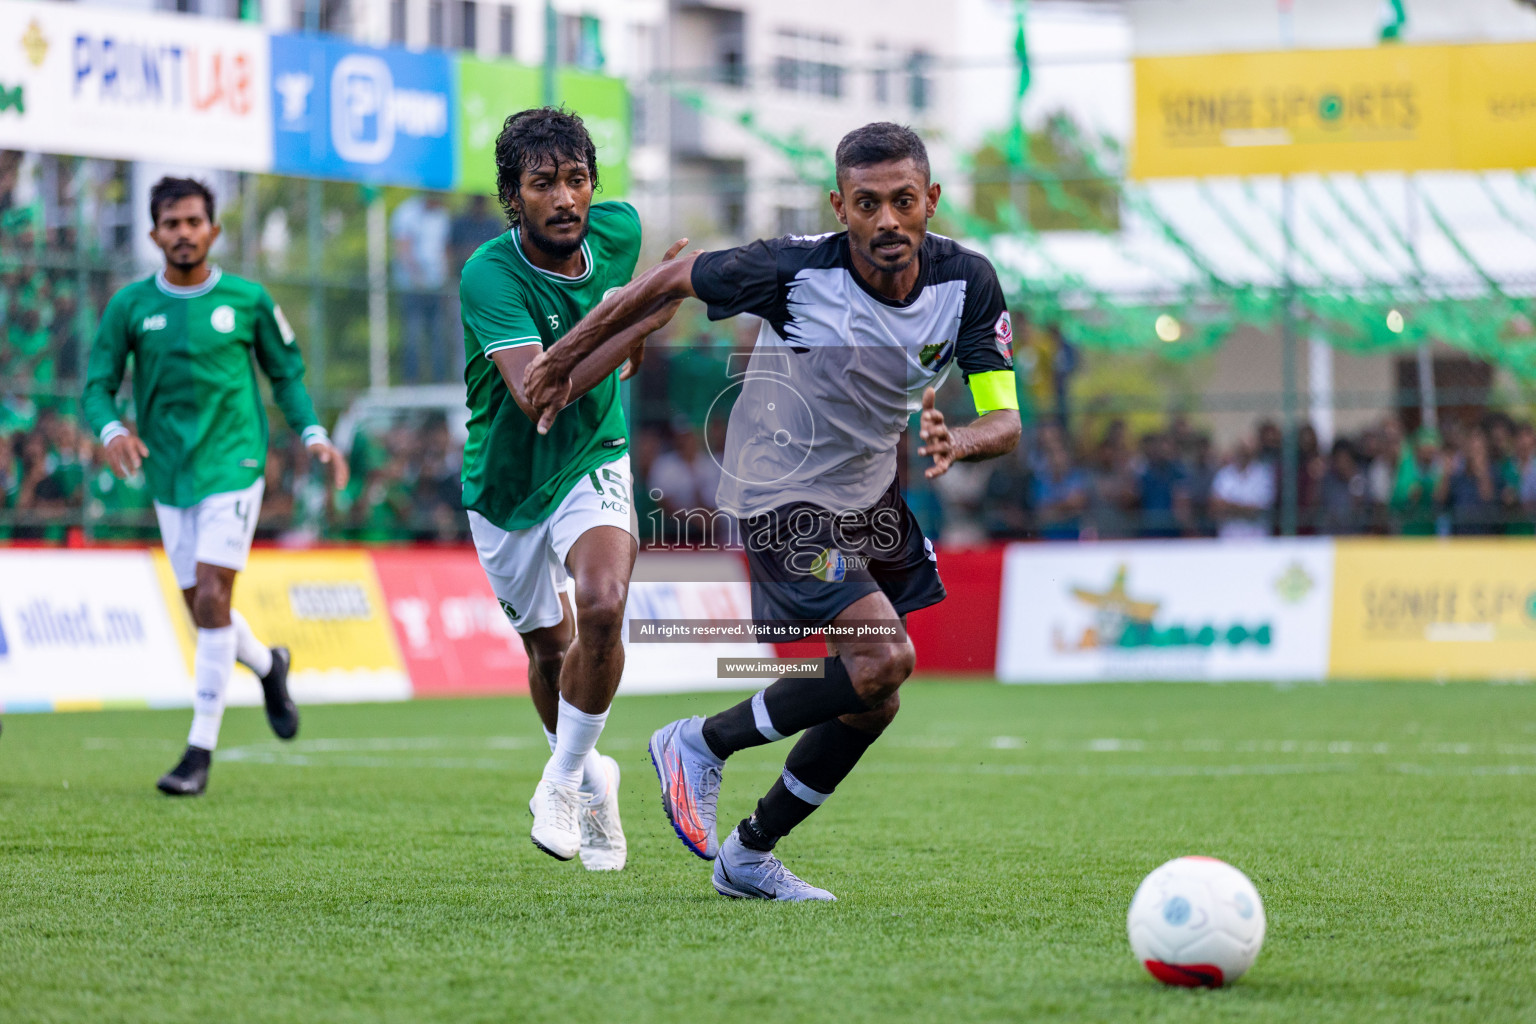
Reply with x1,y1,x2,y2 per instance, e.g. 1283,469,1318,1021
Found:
1,680,1533,1023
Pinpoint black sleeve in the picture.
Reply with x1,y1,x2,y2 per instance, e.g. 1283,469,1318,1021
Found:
953,255,1013,380
690,238,785,322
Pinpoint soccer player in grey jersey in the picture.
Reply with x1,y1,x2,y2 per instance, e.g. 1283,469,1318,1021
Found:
524,123,1022,900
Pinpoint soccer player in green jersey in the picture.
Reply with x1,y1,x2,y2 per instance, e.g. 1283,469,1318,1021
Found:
460,109,683,869
82,177,347,796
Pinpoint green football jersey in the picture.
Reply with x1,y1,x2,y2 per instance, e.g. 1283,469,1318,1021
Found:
82,268,324,508
460,201,642,531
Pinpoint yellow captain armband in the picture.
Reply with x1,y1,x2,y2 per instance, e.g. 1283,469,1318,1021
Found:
967,370,1020,415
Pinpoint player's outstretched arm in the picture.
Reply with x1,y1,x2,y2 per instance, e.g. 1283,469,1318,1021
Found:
917,387,1022,480
524,245,701,434
491,298,680,426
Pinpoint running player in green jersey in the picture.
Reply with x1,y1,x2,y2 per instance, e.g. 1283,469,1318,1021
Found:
82,177,347,796
460,108,684,869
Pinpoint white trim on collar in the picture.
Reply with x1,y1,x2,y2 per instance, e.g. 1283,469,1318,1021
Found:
155,266,223,298
509,230,593,284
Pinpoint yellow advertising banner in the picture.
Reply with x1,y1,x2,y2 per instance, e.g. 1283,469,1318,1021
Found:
1133,42,1536,178
152,550,409,702
1329,539,1536,680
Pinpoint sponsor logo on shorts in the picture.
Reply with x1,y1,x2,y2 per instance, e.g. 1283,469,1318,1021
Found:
498,598,519,621
211,305,237,333
799,547,869,582
601,500,629,514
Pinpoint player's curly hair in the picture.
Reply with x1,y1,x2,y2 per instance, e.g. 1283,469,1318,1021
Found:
834,122,930,189
493,107,600,226
149,176,217,225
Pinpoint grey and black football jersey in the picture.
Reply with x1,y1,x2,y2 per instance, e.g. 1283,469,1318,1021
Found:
690,230,1013,517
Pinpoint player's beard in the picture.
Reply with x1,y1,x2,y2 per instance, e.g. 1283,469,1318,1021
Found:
167,241,206,273
523,214,590,260
857,230,921,275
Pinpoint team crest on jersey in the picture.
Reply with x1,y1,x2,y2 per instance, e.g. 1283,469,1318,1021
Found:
994,311,1014,366
211,305,236,333
273,304,297,345
602,287,621,302
142,314,167,332
919,338,955,370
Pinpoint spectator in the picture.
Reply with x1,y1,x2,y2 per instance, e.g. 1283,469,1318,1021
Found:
1210,438,1275,539
1296,422,1324,533
1182,432,1217,536
1256,419,1283,469
391,194,452,383
1516,423,1536,529
982,444,1032,539
413,413,464,541
1087,434,1138,540
649,425,720,543
1032,442,1089,540
449,195,504,271
1392,427,1444,536
85,440,153,540
1136,432,1189,538
1365,418,1403,513
1319,439,1368,535
258,438,297,537
1439,429,1505,536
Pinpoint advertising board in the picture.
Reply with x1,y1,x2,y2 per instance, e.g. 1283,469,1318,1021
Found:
153,549,410,706
0,0,271,170
1330,538,1536,681
270,33,455,189
997,539,1334,683
1133,42,1536,178
0,550,189,711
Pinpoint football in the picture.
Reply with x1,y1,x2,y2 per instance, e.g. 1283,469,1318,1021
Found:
1127,856,1267,988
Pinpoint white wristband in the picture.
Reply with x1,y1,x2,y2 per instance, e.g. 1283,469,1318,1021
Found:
100,421,129,446
301,425,330,447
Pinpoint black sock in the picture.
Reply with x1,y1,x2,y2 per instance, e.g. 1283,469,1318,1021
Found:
701,656,867,760
739,718,882,849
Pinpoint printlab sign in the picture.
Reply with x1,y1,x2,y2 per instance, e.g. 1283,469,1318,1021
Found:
0,0,272,169
269,34,455,189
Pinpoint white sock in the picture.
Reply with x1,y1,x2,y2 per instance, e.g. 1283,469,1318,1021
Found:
542,697,608,791
230,610,273,678
187,625,238,751
543,725,610,803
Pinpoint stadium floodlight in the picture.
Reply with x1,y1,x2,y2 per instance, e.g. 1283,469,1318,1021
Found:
1155,314,1182,343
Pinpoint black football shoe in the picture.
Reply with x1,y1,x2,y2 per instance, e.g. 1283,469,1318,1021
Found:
157,746,211,796
260,646,299,741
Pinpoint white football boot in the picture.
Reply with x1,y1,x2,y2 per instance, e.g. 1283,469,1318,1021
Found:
529,777,585,861
578,755,627,871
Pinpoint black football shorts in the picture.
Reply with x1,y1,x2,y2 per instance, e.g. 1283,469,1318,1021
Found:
741,475,945,632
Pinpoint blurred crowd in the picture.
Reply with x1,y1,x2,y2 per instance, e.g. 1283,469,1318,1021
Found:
933,412,1536,543
10,405,1536,545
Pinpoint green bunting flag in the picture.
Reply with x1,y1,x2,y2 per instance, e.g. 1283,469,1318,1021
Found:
1378,0,1407,42
1007,0,1032,164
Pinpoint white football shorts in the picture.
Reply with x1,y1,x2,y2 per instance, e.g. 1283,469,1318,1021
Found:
469,453,636,634
154,476,266,589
